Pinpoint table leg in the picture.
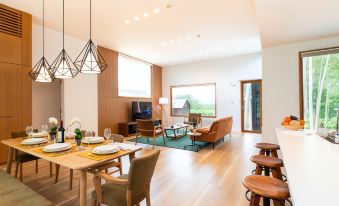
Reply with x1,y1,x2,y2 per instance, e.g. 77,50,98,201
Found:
79,169,87,206
6,147,14,174
164,130,169,138
129,152,135,162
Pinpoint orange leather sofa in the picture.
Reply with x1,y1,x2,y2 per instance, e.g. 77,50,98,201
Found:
194,116,233,148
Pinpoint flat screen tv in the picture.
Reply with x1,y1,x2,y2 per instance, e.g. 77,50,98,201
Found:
132,101,152,121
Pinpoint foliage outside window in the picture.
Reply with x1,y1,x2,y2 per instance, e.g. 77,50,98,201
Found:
300,48,339,130
171,84,216,117
118,54,151,98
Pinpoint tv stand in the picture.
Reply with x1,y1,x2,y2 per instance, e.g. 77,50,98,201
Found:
118,119,162,137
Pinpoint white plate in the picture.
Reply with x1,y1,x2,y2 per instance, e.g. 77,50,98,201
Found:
113,142,138,151
82,136,105,144
43,143,71,153
21,138,47,145
92,145,120,155
32,132,48,138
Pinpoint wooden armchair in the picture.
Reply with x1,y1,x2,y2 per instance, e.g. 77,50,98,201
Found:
91,149,161,206
11,130,53,182
135,119,166,148
184,113,202,128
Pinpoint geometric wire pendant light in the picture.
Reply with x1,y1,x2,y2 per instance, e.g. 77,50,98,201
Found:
50,0,79,79
29,0,54,82
74,0,107,74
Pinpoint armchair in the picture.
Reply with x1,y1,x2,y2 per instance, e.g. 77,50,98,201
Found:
135,119,166,148
91,149,161,206
184,113,202,128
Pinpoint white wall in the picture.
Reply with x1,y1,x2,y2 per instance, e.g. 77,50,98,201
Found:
162,53,262,131
32,24,98,133
262,36,339,143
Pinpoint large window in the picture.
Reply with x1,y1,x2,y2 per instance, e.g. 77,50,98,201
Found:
171,83,216,117
300,48,339,130
118,54,151,98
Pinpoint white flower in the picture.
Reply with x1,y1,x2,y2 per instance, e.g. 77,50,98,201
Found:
49,117,58,125
68,117,81,128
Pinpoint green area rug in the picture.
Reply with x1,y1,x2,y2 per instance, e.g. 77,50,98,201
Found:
128,135,210,152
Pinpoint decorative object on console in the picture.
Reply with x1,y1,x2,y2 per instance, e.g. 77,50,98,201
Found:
29,0,54,82
50,0,79,79
281,115,304,131
159,97,169,126
74,0,107,73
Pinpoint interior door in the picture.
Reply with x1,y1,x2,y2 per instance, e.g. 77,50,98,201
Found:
241,80,262,133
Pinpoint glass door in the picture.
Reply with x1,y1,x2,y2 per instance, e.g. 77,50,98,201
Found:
241,80,262,133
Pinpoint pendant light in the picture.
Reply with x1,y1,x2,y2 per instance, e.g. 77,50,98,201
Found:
29,0,54,82
50,0,79,79
74,0,107,73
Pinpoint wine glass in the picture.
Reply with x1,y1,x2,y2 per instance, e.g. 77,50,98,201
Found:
85,130,93,148
26,126,33,138
104,128,111,143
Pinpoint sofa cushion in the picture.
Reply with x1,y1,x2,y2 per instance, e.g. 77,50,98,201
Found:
196,127,210,134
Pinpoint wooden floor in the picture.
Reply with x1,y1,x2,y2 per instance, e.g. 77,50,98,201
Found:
1,132,262,206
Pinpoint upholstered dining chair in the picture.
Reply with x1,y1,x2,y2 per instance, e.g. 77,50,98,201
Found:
135,119,166,148
11,130,53,182
55,130,96,190
91,149,161,206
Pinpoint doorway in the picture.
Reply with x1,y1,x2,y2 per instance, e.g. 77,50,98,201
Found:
241,79,262,133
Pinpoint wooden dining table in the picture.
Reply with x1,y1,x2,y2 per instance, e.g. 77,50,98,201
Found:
1,138,142,206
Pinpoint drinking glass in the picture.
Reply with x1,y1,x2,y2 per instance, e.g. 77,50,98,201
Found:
41,125,48,139
26,126,33,138
104,128,111,143
85,130,93,148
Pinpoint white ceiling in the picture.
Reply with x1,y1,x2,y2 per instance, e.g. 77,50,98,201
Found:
0,0,261,66
255,0,339,47
1,0,339,66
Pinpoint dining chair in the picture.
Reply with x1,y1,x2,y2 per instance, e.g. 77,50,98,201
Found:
136,119,166,148
102,134,124,176
11,130,53,182
55,130,96,190
91,149,161,206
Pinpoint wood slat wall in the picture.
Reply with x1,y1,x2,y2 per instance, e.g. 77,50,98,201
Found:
97,46,162,136
0,4,32,163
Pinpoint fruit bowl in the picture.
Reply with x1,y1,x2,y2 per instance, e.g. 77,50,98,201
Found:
283,124,304,131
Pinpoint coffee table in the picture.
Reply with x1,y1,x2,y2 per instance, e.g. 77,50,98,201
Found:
164,124,188,139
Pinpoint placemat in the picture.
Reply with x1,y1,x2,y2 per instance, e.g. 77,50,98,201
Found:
32,145,79,157
77,150,126,161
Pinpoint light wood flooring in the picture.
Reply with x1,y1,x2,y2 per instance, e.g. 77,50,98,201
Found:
1,132,262,206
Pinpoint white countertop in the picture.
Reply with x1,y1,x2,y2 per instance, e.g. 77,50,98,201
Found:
276,127,339,206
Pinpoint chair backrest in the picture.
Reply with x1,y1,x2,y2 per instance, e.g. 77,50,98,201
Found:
128,149,160,199
11,129,38,139
136,119,155,137
188,113,202,124
81,130,95,137
111,134,123,143
208,116,233,140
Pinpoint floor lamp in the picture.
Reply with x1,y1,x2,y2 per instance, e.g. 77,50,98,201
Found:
159,97,169,126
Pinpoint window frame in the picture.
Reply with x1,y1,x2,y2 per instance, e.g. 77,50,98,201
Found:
117,53,152,99
298,46,339,120
170,83,217,118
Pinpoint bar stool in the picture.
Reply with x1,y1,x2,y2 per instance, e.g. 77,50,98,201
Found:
251,155,284,180
243,175,292,206
255,143,280,157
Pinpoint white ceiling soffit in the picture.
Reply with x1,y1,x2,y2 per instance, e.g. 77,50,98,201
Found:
0,0,261,66
255,0,339,48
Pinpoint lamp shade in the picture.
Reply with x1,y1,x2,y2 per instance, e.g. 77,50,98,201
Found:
159,97,169,105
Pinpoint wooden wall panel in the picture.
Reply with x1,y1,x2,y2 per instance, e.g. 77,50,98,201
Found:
97,46,162,136
0,4,32,163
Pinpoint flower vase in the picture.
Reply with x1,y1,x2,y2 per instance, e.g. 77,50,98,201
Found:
76,139,82,150
49,132,56,144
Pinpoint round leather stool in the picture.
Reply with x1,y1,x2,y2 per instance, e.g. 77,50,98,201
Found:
243,175,292,206
251,155,284,180
255,143,280,158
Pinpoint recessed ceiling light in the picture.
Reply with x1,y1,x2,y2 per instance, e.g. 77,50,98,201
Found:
163,42,168,46
187,36,192,40
154,8,160,13
124,20,130,24
170,40,175,44
134,16,139,21
144,12,149,17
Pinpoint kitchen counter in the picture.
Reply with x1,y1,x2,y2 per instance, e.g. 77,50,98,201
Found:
276,127,339,206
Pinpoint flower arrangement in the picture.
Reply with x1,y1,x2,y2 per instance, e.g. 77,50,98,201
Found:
48,117,58,133
68,118,82,140
74,128,82,140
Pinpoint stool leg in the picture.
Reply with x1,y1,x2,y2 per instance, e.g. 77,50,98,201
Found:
273,199,285,206
259,149,265,155
271,150,278,158
271,168,283,181
249,194,261,206
255,165,263,175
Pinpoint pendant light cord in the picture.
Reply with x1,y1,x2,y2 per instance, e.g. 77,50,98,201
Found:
90,0,92,40
42,0,45,56
63,0,64,50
